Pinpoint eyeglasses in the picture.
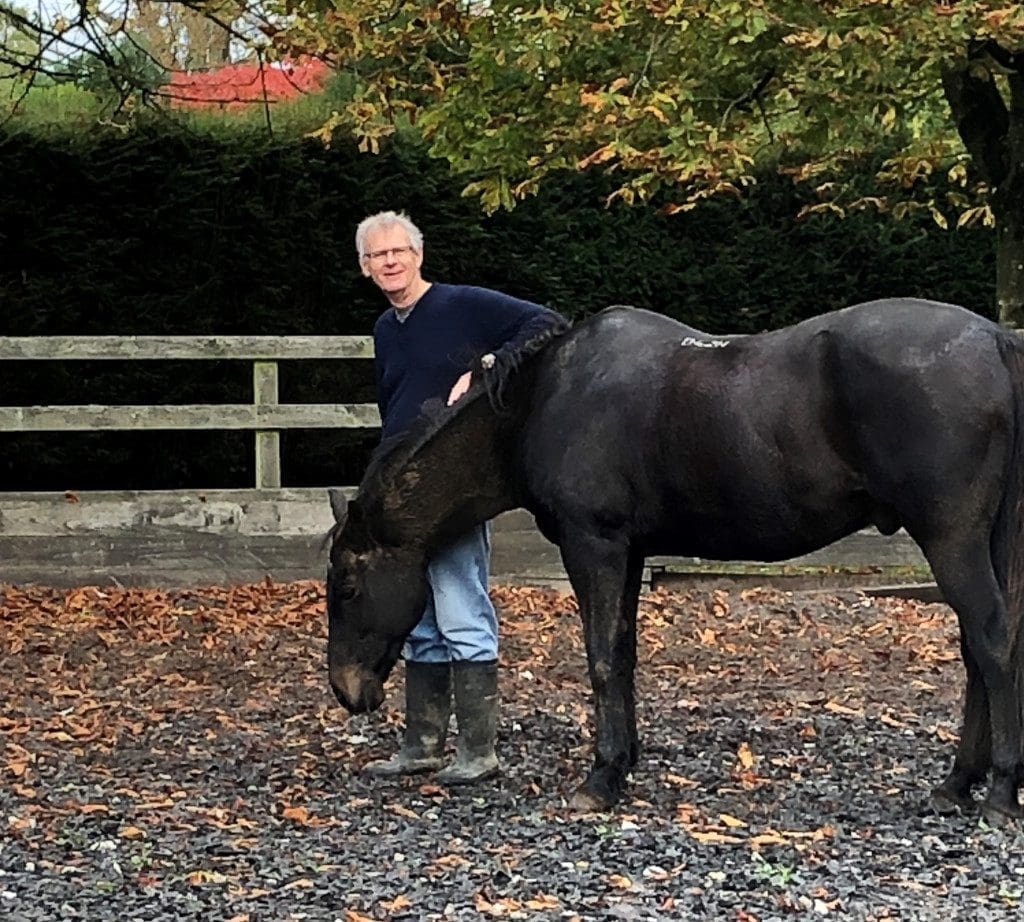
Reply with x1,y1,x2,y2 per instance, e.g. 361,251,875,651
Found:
362,246,415,265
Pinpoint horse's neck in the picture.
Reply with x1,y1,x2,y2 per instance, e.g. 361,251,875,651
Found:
380,403,516,553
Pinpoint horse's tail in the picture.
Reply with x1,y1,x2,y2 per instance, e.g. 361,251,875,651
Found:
993,333,1024,722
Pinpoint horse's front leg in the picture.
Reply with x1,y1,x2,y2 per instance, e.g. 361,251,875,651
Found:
558,531,644,810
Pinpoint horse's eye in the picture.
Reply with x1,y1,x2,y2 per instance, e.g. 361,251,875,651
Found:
339,583,358,602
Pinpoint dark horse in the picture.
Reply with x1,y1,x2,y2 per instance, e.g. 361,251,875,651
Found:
326,298,1024,822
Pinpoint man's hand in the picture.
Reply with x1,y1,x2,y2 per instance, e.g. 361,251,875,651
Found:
447,371,472,406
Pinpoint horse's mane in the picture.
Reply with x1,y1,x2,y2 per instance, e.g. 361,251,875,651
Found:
329,316,571,543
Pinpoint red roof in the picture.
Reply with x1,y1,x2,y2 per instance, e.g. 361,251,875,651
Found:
165,58,331,109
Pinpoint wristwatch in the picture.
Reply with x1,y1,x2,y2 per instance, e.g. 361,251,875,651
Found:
481,353,496,370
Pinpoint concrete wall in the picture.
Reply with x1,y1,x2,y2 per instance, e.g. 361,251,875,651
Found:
0,489,929,589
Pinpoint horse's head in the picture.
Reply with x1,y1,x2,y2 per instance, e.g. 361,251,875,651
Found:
325,489,430,714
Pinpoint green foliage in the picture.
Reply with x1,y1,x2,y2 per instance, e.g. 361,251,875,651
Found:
0,1,39,79
60,35,168,109
2,69,358,140
270,0,1024,214
1,82,103,127
752,852,802,889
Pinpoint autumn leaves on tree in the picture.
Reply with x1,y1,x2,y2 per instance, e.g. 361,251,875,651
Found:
5,2,1024,319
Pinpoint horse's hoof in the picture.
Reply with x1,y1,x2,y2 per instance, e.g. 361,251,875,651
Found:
981,800,1022,827
930,785,974,816
569,788,613,813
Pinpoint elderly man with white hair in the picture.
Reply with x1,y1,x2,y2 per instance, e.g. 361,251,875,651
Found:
354,209,565,785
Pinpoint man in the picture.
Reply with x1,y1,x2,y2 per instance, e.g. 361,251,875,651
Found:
355,210,565,784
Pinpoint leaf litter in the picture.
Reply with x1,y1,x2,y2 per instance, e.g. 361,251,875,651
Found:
2,579,1024,920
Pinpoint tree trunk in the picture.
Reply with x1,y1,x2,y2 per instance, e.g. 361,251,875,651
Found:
942,53,1021,322
996,73,1024,326
993,180,1024,326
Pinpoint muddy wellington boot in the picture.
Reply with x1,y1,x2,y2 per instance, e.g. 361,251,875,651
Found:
365,661,452,777
437,660,500,785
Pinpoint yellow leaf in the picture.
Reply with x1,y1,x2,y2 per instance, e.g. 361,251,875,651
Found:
608,873,634,889
749,833,788,848
526,893,561,910
948,163,968,185
345,912,375,922
664,773,699,787
720,813,748,828
824,700,862,717
434,854,470,868
282,805,310,824
737,742,755,770
388,804,420,819
187,869,229,885
135,798,176,811
689,830,744,844
577,144,617,169
119,826,146,840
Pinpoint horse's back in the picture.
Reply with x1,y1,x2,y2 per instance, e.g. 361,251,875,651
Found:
517,299,1016,559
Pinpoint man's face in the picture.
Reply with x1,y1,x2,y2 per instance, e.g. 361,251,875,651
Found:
360,225,423,298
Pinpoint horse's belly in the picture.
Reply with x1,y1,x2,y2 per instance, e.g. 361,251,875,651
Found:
643,497,870,563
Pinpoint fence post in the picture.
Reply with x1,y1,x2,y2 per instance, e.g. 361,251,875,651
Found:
253,361,281,489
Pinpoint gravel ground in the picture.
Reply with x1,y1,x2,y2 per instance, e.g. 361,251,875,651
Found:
2,580,1024,921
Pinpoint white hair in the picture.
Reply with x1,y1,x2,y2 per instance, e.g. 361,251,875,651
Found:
355,211,424,259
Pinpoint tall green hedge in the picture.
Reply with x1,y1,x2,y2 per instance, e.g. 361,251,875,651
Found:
0,126,996,490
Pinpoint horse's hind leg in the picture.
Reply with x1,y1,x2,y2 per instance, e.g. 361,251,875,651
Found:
928,543,1021,821
932,636,991,813
557,530,644,810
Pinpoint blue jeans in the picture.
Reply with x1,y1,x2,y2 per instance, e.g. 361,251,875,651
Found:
403,524,498,663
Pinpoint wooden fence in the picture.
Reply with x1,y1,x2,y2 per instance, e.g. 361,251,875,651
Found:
0,335,379,488
0,335,931,591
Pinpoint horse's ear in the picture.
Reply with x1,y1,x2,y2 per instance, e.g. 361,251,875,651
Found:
328,488,351,527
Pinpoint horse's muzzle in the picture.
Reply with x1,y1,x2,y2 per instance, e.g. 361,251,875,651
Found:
329,665,384,714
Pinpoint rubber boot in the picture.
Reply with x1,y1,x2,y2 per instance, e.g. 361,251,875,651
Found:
365,661,452,777
437,660,500,785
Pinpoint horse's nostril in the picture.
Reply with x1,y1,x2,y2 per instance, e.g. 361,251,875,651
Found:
330,664,384,714
365,684,385,712
330,665,362,711
330,680,348,708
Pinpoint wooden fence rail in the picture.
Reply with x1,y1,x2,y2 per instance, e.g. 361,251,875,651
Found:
0,335,932,590
0,335,379,489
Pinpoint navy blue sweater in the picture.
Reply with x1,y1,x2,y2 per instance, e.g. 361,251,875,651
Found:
373,283,563,439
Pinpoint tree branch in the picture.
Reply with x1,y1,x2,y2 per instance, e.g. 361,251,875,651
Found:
720,68,776,131
971,37,1024,75
631,33,663,99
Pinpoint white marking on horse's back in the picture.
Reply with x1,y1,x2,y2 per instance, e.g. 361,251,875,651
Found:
681,336,729,349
